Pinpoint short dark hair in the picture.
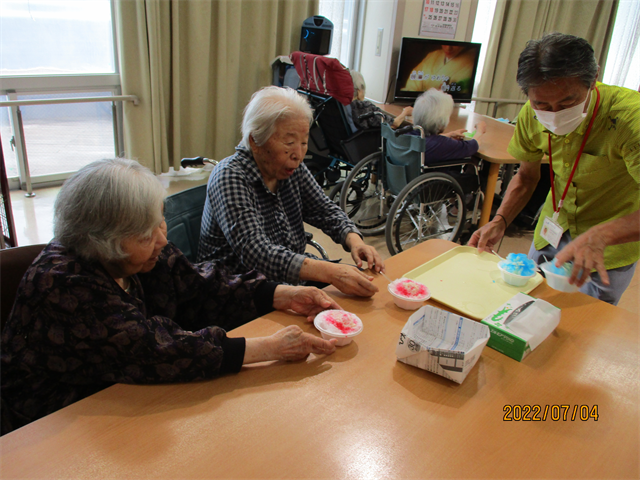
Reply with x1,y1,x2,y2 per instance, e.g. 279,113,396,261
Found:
516,32,598,94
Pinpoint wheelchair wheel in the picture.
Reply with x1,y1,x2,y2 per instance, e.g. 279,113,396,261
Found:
385,172,466,256
339,152,389,236
330,180,363,210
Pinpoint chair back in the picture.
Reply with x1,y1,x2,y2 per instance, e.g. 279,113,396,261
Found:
0,243,46,331
381,123,425,195
164,184,207,263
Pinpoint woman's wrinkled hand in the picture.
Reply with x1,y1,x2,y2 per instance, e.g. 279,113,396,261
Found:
331,264,378,297
273,285,342,322
270,325,337,361
346,233,385,273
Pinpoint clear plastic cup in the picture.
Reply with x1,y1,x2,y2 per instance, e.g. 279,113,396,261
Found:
388,278,431,310
313,310,363,346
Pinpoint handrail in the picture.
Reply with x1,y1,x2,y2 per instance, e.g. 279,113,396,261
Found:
0,94,139,107
471,96,527,118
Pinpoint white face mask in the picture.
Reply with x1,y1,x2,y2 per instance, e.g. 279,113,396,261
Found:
533,91,591,135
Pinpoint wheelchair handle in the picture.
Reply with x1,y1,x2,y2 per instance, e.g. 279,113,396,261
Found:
181,156,219,168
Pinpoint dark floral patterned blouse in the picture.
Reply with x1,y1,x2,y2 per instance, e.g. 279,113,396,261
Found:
1,242,276,435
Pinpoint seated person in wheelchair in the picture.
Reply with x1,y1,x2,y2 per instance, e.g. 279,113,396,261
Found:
410,88,486,161
349,71,410,130
197,86,385,297
1,158,340,435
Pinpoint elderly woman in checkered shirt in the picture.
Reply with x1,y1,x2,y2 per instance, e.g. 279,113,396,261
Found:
198,86,385,297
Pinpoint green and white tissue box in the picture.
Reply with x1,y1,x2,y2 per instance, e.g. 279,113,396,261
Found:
481,293,560,362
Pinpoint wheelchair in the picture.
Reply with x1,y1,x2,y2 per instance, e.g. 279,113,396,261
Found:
175,157,329,262
290,51,381,189
339,115,485,255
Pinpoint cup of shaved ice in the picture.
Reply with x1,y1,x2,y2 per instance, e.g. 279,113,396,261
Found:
388,278,431,310
497,253,537,287
313,310,363,346
539,259,580,293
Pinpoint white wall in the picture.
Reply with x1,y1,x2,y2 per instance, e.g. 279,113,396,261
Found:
357,0,397,103
358,0,478,103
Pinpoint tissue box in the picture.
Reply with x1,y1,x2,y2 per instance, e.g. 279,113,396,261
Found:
481,293,560,361
396,305,490,384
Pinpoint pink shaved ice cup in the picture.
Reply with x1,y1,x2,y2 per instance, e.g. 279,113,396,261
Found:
313,310,363,346
388,278,431,310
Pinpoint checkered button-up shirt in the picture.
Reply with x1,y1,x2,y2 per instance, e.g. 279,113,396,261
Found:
197,145,361,284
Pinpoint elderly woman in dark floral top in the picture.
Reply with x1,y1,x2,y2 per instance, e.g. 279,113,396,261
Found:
1,158,339,435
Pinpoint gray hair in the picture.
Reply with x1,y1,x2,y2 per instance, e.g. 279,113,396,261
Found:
412,88,454,136
517,32,598,94
240,86,313,148
350,70,366,97
54,158,166,263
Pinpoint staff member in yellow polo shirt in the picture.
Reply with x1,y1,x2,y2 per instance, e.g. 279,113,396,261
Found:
470,33,639,305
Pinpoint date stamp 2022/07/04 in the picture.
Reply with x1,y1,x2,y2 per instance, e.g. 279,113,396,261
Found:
503,404,599,421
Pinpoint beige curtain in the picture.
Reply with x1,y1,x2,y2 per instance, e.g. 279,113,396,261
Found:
115,0,318,173
476,0,618,120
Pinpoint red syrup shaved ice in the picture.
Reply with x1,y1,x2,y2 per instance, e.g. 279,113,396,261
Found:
316,310,362,335
390,278,429,299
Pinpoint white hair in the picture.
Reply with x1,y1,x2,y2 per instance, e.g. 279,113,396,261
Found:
350,70,366,97
54,158,166,263
240,86,313,148
412,88,454,136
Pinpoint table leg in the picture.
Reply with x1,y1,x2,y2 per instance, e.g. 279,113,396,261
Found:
479,162,500,227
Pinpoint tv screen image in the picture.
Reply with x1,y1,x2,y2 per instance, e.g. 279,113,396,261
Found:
394,37,481,104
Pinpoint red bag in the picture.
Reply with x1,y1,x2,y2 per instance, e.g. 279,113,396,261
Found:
290,51,354,105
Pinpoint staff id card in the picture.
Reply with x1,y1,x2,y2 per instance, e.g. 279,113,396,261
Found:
540,216,563,249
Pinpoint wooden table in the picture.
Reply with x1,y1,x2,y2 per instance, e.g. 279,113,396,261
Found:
1,240,638,479
382,104,519,227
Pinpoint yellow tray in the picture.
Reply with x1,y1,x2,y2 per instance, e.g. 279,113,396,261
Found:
403,246,543,320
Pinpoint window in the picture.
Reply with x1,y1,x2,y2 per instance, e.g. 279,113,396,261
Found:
603,0,640,90
319,0,361,68
0,0,121,190
470,0,498,96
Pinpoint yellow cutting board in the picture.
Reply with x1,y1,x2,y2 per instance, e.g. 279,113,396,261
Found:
403,246,544,320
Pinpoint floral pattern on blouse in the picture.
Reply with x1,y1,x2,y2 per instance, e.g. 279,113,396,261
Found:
1,242,265,434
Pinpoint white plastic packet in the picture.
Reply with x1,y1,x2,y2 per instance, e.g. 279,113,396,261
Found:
396,305,490,384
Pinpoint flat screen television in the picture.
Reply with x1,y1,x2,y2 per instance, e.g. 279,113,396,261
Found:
393,37,481,104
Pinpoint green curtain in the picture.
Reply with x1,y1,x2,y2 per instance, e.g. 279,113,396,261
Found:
476,0,618,120
115,0,318,173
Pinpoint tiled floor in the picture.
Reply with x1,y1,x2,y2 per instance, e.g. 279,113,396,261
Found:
8,171,639,315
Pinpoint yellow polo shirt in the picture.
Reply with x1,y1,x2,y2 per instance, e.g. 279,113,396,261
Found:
508,82,640,270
